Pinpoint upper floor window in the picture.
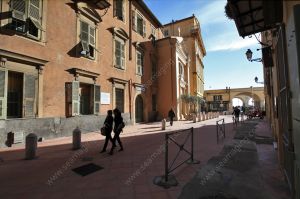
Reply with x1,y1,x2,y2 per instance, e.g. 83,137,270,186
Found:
80,21,96,59
132,10,146,37
9,0,43,40
213,95,222,101
151,24,156,37
136,50,143,75
114,38,125,69
164,29,169,37
113,0,124,21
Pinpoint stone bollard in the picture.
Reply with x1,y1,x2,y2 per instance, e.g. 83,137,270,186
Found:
193,114,197,123
25,133,37,160
73,127,81,150
198,114,201,122
161,119,166,130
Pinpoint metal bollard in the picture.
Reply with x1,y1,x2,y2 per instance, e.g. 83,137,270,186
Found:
73,127,81,150
193,114,197,123
162,119,166,130
25,133,37,160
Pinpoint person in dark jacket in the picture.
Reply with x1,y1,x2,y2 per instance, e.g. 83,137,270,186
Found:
109,108,125,155
100,110,115,153
168,108,176,126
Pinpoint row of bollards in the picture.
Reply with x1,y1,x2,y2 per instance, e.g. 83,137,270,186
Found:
161,112,220,130
24,127,82,160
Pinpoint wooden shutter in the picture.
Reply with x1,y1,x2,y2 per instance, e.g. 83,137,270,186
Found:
0,69,7,119
113,0,117,17
93,85,100,114
80,21,89,53
121,42,125,69
143,19,146,37
72,81,79,116
89,26,95,47
28,0,42,30
132,10,136,31
10,0,26,21
23,74,36,118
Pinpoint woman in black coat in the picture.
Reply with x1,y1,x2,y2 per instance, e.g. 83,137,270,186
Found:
100,110,114,153
109,108,124,155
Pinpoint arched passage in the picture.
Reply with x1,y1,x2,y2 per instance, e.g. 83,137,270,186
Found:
135,95,144,123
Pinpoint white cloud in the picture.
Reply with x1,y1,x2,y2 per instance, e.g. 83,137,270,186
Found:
195,0,227,27
206,34,259,52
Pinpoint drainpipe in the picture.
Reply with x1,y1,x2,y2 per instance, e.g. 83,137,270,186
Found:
129,0,132,60
129,79,132,120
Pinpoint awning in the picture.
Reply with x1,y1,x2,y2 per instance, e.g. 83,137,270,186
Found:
226,0,283,37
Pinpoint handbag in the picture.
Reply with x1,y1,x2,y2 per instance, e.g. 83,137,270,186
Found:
100,127,106,136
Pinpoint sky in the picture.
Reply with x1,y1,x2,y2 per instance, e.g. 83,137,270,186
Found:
144,0,264,90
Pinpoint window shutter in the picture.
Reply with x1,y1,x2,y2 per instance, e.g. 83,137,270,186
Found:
72,81,79,116
121,43,125,69
10,0,26,21
143,19,146,37
23,74,36,118
80,21,90,53
0,69,7,119
113,0,117,17
89,26,95,46
132,10,136,31
93,85,100,114
28,0,42,30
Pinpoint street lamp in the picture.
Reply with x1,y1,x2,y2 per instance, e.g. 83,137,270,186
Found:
254,76,264,84
246,49,262,62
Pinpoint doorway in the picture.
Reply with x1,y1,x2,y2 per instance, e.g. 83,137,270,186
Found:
135,95,143,123
7,71,23,118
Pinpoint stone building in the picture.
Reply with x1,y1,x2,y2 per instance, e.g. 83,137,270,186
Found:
227,0,300,197
0,0,206,146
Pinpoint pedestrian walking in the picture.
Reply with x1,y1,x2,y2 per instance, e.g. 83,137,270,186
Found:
100,110,115,153
232,106,241,126
168,108,175,126
109,108,125,155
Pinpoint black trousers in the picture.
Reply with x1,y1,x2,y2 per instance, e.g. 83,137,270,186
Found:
170,117,174,126
102,132,114,151
112,131,123,149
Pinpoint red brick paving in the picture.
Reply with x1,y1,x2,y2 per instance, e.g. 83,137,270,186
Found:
0,116,258,199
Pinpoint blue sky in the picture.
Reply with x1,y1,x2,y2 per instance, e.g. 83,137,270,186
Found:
144,0,264,90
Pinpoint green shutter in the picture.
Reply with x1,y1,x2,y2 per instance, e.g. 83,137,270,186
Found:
89,26,95,46
10,0,26,21
143,19,146,37
72,81,79,116
93,85,100,114
113,0,117,17
121,43,125,69
28,0,42,30
132,10,136,31
0,69,7,119
80,21,89,53
23,74,36,118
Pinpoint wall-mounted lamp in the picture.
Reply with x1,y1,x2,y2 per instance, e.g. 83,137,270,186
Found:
246,49,262,62
0,57,7,67
254,76,264,84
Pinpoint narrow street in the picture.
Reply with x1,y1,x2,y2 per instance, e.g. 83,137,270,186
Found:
0,116,289,199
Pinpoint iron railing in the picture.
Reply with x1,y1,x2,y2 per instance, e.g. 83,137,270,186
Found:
216,118,225,143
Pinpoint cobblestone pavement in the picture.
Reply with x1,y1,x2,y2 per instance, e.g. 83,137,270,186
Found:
0,117,289,199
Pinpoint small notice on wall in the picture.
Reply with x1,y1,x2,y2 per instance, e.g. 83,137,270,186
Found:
101,92,110,105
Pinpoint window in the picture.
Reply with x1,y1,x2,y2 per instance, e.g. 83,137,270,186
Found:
113,0,124,21
80,21,96,59
132,11,146,37
115,88,124,113
151,25,156,37
151,60,157,80
66,81,100,116
114,38,125,69
136,50,143,75
164,29,169,37
213,95,222,101
152,94,157,111
0,69,38,119
9,0,43,39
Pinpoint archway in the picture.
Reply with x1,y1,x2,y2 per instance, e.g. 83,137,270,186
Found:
135,95,144,123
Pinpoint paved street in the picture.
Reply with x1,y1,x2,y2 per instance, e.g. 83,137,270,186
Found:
0,116,290,199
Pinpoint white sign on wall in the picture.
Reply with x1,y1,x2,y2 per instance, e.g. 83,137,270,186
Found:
101,92,110,105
